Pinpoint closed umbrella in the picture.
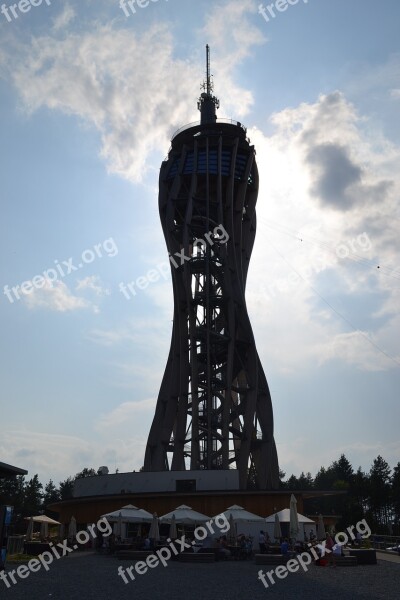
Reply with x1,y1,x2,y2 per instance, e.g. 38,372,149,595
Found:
169,514,177,540
26,517,34,541
317,514,325,540
289,494,299,541
58,524,65,539
273,513,282,541
149,513,160,543
228,513,236,544
114,512,123,538
68,516,77,541
40,521,49,539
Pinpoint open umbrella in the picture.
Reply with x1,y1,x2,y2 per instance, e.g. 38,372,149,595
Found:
317,514,325,540
160,505,210,524
289,494,299,540
24,515,61,525
169,514,177,540
68,516,77,541
273,513,282,541
101,504,153,523
26,517,34,541
149,513,160,543
212,505,265,524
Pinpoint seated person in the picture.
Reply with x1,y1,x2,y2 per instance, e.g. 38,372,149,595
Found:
199,533,213,552
332,542,343,567
217,536,231,559
280,538,289,555
143,537,151,549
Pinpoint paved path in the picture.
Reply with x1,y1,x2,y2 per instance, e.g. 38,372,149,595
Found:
376,551,400,564
2,552,399,600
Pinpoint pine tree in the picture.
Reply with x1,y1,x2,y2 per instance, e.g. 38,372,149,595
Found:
59,477,75,500
43,480,60,506
23,475,43,516
369,455,392,531
391,462,400,534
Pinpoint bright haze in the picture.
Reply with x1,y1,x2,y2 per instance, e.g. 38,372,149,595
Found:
0,0,399,484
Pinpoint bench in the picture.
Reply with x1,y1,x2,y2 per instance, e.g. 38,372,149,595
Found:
178,553,215,563
116,550,154,561
334,555,358,566
255,554,288,565
349,549,377,565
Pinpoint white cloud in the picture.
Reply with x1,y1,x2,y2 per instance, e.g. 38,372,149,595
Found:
0,2,268,182
200,0,265,118
247,91,400,373
95,399,155,433
76,275,109,296
0,429,146,483
52,4,76,32
317,330,399,372
23,279,97,313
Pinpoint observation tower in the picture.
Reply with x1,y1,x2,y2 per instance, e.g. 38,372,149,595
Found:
144,46,279,490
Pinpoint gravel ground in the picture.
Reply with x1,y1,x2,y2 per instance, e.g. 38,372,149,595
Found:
2,552,400,600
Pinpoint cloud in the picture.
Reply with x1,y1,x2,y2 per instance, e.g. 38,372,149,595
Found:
95,399,155,433
23,279,97,313
76,275,110,297
0,1,268,182
52,4,76,32
1,24,195,182
246,91,400,373
200,0,266,117
317,330,399,372
0,429,146,484
306,143,362,210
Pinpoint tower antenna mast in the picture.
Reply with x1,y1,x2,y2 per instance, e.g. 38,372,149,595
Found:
198,44,219,124
206,44,211,95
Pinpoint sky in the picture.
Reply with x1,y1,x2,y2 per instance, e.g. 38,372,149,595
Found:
0,0,399,488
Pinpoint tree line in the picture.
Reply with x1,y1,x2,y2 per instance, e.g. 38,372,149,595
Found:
1,457,399,534
280,454,400,534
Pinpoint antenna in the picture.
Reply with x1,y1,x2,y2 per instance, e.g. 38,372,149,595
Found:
198,44,219,124
206,44,211,96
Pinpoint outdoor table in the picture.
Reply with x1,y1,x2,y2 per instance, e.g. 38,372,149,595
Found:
24,542,51,556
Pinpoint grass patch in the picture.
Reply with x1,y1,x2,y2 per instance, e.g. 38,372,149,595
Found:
7,553,37,562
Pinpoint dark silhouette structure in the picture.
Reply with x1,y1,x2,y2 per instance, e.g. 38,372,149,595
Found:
144,46,279,489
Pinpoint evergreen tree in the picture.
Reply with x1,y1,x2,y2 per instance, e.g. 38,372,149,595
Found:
75,468,97,479
59,477,75,501
43,480,60,506
391,463,400,534
0,475,25,514
332,454,354,483
23,475,43,515
286,475,299,489
297,472,314,489
369,455,391,531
